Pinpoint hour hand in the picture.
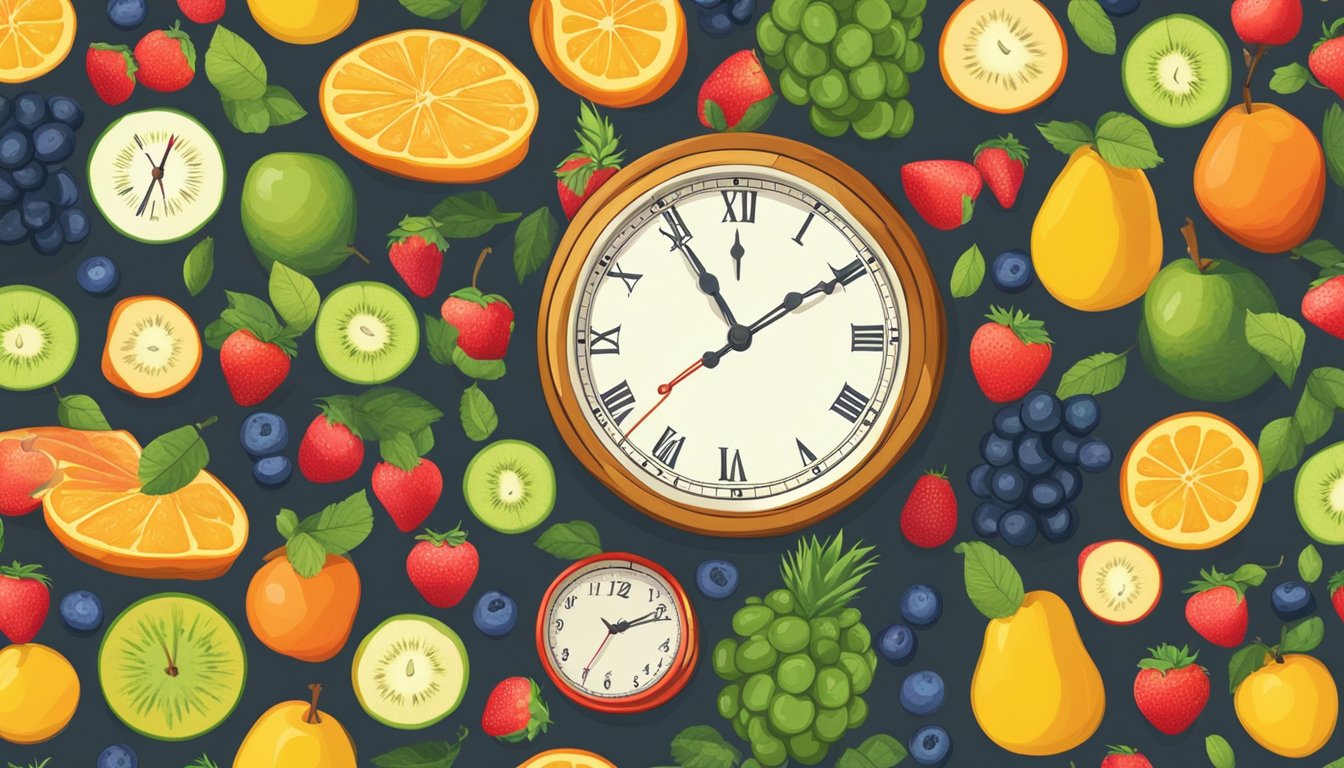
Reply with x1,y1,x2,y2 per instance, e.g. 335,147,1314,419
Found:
730,230,745,280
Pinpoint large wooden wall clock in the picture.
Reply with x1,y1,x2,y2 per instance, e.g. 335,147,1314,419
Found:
537,134,945,537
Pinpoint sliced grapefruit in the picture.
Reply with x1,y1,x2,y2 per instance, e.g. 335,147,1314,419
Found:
518,749,618,768
0,0,76,84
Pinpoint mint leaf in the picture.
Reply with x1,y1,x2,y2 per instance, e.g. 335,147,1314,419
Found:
411,426,434,455
1036,120,1094,155
398,0,464,20
1283,616,1325,653
514,207,559,283
1056,350,1128,398
262,85,306,126
949,244,984,299
1300,544,1323,584
371,726,469,767
452,347,506,380
348,387,444,440
425,315,459,366
1245,310,1305,388
1292,240,1344,269
856,734,908,767
183,237,214,297
57,393,111,430
1258,416,1305,481
430,192,521,239
730,94,779,133
1205,734,1235,768
276,508,299,539
535,520,602,560
1095,112,1163,169
702,99,729,132
222,97,269,134
1325,104,1344,188
460,384,498,442
668,725,741,768
1228,643,1270,693
295,490,374,555
268,262,320,333
379,431,421,471
1270,62,1312,95
1067,0,1116,55
205,25,267,101
286,532,327,578
139,418,215,495
954,541,1023,619
460,0,489,28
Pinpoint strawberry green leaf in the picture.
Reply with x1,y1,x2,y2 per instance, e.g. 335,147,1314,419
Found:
276,508,299,539
1056,350,1128,399
424,315,459,367
960,194,974,225
568,101,623,170
379,430,421,471
0,518,5,556
430,192,520,239
1269,62,1316,95
949,244,984,299
460,384,498,442
1245,310,1305,388
954,541,1023,619
1330,570,1344,594
974,134,1030,165
452,347,506,381
387,215,449,251
730,94,779,133
702,99,729,132
0,561,49,585
1227,643,1271,693
411,426,434,456
182,237,214,297
1137,643,1199,673
557,159,596,196
514,207,559,283
986,305,1052,346
285,532,327,579
1290,240,1344,269
268,262,320,334
294,490,374,557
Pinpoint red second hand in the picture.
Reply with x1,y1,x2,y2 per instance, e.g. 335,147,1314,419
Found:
623,358,704,439
581,631,614,684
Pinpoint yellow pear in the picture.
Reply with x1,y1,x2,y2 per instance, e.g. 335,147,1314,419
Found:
234,684,357,768
1234,650,1337,758
246,0,356,45
957,542,1105,756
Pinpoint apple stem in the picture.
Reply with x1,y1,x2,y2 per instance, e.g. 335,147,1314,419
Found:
305,683,323,724
1181,217,1213,272
349,246,370,265
1243,43,1267,113
472,247,493,291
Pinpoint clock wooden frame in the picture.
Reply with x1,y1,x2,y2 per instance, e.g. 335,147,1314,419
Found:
537,133,945,537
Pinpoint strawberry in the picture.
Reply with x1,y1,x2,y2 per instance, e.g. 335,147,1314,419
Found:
1330,570,1344,623
1100,745,1153,768
481,677,551,743
441,247,514,361
556,102,624,219
1231,0,1303,46
298,412,365,484
386,216,446,299
373,458,443,533
177,0,225,23
973,135,1029,209
0,438,56,517
900,160,982,231
968,306,1053,403
698,50,778,132
1303,275,1344,339
1184,562,1274,647
0,562,50,644
134,23,196,93
406,524,479,608
85,43,137,106
220,329,292,407
1310,27,1344,102
899,468,957,548
1133,644,1210,735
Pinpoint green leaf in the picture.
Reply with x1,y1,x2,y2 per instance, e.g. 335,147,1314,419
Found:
535,520,603,560
452,347,506,380
138,420,214,495
954,541,1024,619
57,393,111,430
729,94,779,133
514,207,559,283
1067,0,1116,55
424,315,460,366
268,262,320,333
183,237,214,297
203,318,234,349
1228,643,1270,693
1056,350,1128,398
276,508,299,539
1205,734,1235,768
430,192,521,239
380,430,421,471
219,291,282,340
262,85,307,126
668,725,741,768
1246,310,1306,388
702,99,729,132
222,97,270,134
1270,62,1312,95
949,244,984,299
340,387,444,441
1036,120,1095,155
460,0,489,28
856,734,908,767
1324,758,1344,768
411,426,434,456
286,532,327,579
1324,104,1344,188
0,518,5,555
1292,240,1344,269
371,729,468,767
1283,616,1325,653
1258,416,1305,482
1094,112,1163,169
1300,544,1324,584
460,384,498,442
294,490,374,556
204,25,267,101
398,0,464,20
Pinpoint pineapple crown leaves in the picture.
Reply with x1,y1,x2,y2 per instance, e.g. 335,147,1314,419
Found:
1137,643,1202,675
1329,570,1344,593
185,756,219,768
557,101,624,195
974,133,1030,165
0,561,50,586
416,524,469,548
1184,558,1282,600
387,215,449,251
986,305,1053,346
779,531,878,619
6,760,50,768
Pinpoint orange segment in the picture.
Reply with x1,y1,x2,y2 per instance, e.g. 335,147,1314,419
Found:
1121,412,1263,550
320,30,538,183
0,0,75,83
517,749,618,768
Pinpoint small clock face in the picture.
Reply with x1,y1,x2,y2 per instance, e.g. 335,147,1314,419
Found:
541,556,690,703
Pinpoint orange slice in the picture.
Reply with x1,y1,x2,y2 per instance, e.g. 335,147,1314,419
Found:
320,30,538,183
1,426,248,579
530,0,686,107
518,749,618,768
1121,412,1262,550
0,0,75,84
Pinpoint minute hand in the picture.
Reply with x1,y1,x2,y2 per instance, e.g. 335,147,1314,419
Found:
661,231,739,327
709,259,863,361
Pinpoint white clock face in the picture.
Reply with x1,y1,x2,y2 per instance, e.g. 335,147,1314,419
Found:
568,165,910,513
543,559,684,699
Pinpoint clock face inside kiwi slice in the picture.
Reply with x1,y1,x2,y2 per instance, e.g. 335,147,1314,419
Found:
98,593,247,741
0,285,77,392
87,108,226,244
315,281,420,385
351,614,469,730
1122,14,1231,129
939,0,1068,114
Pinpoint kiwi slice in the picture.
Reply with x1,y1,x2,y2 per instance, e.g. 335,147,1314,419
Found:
98,593,247,741
351,614,469,730
102,296,202,398
0,285,77,391
464,439,556,534
1122,14,1231,128
315,281,419,385
1077,540,1162,625
938,0,1067,114
1296,442,1344,545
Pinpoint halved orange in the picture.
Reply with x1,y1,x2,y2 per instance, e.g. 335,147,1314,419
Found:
1121,412,1262,550
0,426,248,579
518,749,618,768
0,0,75,84
320,30,539,183
530,0,686,108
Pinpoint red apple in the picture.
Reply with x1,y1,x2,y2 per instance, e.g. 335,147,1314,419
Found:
440,247,514,362
0,437,56,516
1231,0,1303,46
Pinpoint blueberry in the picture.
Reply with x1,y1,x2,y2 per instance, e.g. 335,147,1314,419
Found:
692,0,725,6
999,509,1038,547
473,589,518,637
107,0,147,29
1271,580,1316,621
1052,465,1082,501
900,584,942,626
1039,506,1076,543
59,589,103,631
0,209,25,244
909,725,951,765
1028,479,1065,510
1099,0,1140,15
728,0,756,25
0,171,16,206
0,130,32,168
46,169,78,208
1062,395,1101,435
59,206,89,243
98,744,138,768
696,559,739,599
900,670,945,716
12,160,45,190
877,622,917,664
990,465,1025,504
1077,440,1113,473
46,95,83,130
966,463,992,499
992,404,1024,438
1021,391,1061,432
32,222,63,256
252,456,293,488
21,196,51,230
1049,430,1082,464
0,95,10,126
697,6,736,37
31,122,75,164
972,502,1005,538
13,92,45,129
990,249,1033,292
1015,435,1055,476
240,411,289,457
77,256,119,295
980,432,1014,467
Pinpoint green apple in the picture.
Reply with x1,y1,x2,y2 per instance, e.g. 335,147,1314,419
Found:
242,153,358,276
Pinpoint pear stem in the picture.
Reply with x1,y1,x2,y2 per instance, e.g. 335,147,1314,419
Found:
349,246,370,265
305,683,323,724
1243,43,1267,113
471,247,493,291
1181,217,1213,272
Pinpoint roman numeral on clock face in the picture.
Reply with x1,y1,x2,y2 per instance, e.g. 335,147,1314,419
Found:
608,262,642,295
830,383,870,423
600,380,637,425
850,324,886,352
721,190,757,223
796,438,817,466
653,427,686,468
719,447,747,482
589,325,621,355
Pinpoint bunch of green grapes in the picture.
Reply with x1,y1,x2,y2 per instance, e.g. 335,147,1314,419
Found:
712,590,878,767
757,0,926,140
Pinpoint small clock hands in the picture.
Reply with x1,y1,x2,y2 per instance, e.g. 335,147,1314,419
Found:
581,622,617,684
730,230,745,280
135,134,177,218
659,220,740,328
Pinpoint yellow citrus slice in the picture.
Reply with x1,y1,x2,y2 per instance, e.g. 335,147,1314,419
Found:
320,30,538,183
1121,412,1262,550
530,0,686,107
0,0,75,84
517,749,618,768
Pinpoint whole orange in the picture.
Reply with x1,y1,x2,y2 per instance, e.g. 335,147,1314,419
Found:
246,553,360,662
1194,103,1324,254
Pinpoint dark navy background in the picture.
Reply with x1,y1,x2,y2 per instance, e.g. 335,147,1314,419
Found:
2,0,1343,765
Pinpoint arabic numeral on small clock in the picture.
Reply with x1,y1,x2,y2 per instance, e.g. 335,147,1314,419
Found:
632,675,641,689
563,595,578,609
561,648,570,662
554,618,564,631
660,639,671,653
603,672,613,691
